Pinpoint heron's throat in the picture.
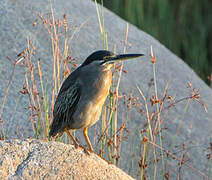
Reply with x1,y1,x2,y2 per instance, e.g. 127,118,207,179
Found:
101,63,113,71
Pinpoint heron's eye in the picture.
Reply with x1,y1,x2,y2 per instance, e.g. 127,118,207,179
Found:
103,56,110,61
103,55,115,61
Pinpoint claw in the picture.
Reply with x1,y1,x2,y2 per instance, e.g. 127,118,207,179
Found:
96,153,111,164
73,142,79,149
78,145,92,155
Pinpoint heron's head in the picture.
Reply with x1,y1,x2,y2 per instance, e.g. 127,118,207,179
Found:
81,50,144,69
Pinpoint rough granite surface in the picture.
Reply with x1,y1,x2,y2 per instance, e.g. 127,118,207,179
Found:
0,139,135,180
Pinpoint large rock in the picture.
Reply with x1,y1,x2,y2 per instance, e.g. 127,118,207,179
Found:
0,139,134,179
0,0,211,179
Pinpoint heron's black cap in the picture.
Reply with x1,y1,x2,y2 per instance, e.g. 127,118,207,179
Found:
81,50,144,67
81,50,114,67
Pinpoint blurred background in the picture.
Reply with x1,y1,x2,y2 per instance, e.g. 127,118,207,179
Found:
95,0,212,86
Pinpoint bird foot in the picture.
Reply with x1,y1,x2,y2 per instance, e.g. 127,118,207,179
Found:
97,154,111,164
74,144,92,155
73,142,78,149
82,147,91,155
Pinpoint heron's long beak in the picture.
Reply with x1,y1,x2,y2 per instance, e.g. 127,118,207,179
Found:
106,53,144,64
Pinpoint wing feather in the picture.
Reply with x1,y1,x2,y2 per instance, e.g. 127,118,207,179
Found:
49,83,81,137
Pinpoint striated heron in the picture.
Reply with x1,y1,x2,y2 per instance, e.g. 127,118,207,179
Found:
49,50,144,153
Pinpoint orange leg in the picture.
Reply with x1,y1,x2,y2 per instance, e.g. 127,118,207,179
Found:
66,129,90,155
66,130,79,148
83,127,94,152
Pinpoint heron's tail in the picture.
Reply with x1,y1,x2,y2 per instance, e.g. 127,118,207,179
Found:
49,126,57,137
49,116,64,138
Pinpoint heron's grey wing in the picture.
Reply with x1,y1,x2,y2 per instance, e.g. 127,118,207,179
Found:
49,83,81,137
57,67,80,96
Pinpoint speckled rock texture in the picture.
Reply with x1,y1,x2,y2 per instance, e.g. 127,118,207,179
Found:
0,0,211,179
0,139,135,180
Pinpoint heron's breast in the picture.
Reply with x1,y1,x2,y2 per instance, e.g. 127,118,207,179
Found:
71,70,112,129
